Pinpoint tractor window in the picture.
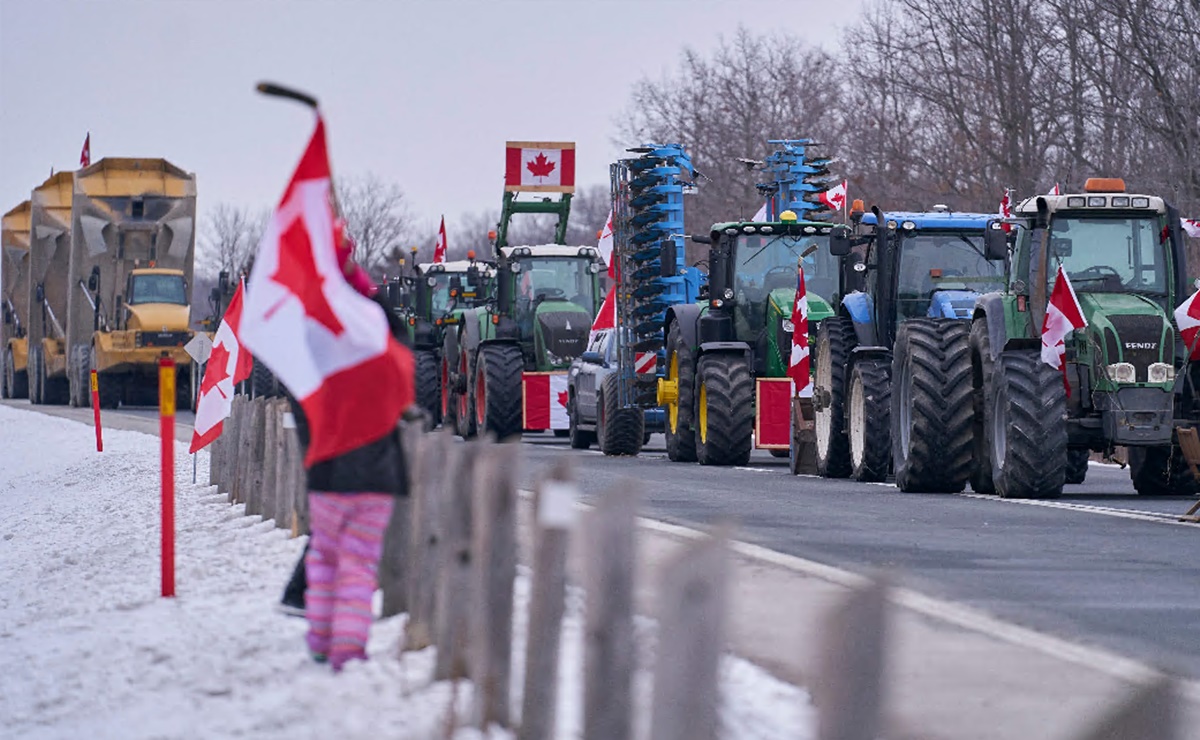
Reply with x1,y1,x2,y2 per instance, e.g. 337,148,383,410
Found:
430,270,489,315
1046,216,1166,295
515,258,597,315
128,273,187,305
896,232,1002,320
733,234,834,308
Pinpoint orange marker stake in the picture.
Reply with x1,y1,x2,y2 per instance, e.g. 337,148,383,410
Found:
159,357,176,598
90,370,103,452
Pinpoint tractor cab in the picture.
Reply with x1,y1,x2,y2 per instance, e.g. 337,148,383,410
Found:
499,244,603,369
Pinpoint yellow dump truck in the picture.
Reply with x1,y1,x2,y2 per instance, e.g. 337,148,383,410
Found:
27,172,74,405
2,201,32,398
65,158,198,409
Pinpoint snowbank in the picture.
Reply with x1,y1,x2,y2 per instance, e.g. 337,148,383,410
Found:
0,404,811,739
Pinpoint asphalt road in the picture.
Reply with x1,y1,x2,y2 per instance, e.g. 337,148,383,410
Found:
8,397,1200,682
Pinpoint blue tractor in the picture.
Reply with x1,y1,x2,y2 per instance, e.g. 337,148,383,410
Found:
810,207,1006,490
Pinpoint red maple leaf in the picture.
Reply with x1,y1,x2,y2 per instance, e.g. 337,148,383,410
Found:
267,218,345,336
200,342,232,398
557,390,568,408
526,153,557,178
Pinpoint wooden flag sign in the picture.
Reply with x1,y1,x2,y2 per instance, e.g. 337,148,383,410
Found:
505,141,576,193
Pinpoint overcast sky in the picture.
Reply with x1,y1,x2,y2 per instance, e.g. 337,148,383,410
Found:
0,0,860,251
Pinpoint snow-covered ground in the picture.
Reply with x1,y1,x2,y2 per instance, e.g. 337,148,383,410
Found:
0,404,812,739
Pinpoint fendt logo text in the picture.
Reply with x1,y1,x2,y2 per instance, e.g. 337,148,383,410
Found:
1125,342,1156,350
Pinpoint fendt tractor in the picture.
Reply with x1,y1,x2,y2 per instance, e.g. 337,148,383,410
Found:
656,139,839,466
443,142,604,440
64,158,199,410
810,208,1004,491
27,172,75,405
2,201,32,399
969,178,1200,498
600,143,705,455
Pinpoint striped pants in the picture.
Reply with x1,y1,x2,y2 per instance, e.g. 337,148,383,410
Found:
305,492,395,670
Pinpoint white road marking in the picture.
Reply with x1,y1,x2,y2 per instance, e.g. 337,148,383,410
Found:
957,493,1194,527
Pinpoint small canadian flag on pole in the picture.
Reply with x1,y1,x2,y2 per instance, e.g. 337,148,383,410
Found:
80,133,91,168
818,180,848,212
433,216,447,263
787,263,812,397
189,281,254,453
1041,265,1087,394
1182,218,1200,238
1048,183,1061,196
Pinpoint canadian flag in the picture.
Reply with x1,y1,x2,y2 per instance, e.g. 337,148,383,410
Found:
752,201,769,221
591,285,615,337
1182,218,1200,238
523,373,569,430
189,281,254,453
433,216,447,263
1048,183,1061,195
1041,265,1087,393
818,180,848,212
1175,289,1200,360
80,133,90,168
240,117,414,466
504,141,576,191
787,264,812,397
998,189,1013,233
597,210,614,277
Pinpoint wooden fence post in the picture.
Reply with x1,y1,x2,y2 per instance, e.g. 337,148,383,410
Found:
1070,675,1176,740
582,481,639,740
260,399,280,524
814,577,888,740
222,395,244,499
648,529,731,740
234,395,256,505
245,398,267,517
208,413,222,488
470,438,519,729
406,429,453,651
519,460,577,740
434,438,477,680
270,400,289,529
379,422,419,618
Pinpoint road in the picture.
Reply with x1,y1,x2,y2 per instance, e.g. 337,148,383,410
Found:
8,397,1200,684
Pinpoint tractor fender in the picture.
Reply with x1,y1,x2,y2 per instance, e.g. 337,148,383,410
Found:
849,345,890,363
973,294,1009,362
665,304,702,351
840,291,878,347
697,341,752,364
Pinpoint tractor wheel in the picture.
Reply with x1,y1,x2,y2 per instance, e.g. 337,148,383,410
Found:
28,345,42,404
68,345,88,407
1129,446,1200,496
597,373,644,456
455,335,477,439
2,347,23,399
848,358,891,482
442,332,460,436
892,319,973,493
91,346,120,410
663,320,697,462
413,350,441,427
1066,449,1090,485
989,351,1066,499
567,392,595,449
969,320,996,494
694,352,753,466
814,316,855,477
474,343,524,440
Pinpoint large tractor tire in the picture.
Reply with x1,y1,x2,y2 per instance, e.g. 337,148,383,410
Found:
413,349,441,428
597,373,644,456
891,319,973,493
68,345,89,408
473,343,524,441
814,316,856,477
1129,446,1200,496
969,320,996,494
848,358,891,482
1065,449,1090,485
442,332,461,436
663,320,697,462
28,345,42,404
3,346,27,399
567,392,596,449
988,351,1066,499
693,352,753,466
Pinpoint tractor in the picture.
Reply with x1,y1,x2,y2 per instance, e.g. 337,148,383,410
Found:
808,207,1004,490
443,142,603,440
970,178,1198,498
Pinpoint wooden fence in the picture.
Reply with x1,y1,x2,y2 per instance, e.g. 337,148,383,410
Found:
208,397,1182,740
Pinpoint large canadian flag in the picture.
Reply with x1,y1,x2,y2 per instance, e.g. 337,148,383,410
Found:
818,180,848,212
189,281,254,453
504,141,576,192
1041,265,1087,392
240,117,414,466
591,286,615,337
433,216,447,263
1175,289,1200,360
787,264,812,397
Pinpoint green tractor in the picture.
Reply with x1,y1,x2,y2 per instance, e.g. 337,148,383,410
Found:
658,210,838,465
970,177,1198,498
444,186,604,440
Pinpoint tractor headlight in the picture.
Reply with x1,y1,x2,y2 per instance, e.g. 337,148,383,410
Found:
426,276,438,287
510,262,522,273
1107,362,1136,384
781,319,795,333
1148,362,1175,384
723,288,734,300
1131,197,1150,208
588,263,601,273
1067,197,1086,207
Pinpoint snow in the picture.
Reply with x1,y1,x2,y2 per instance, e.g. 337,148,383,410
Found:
0,404,812,739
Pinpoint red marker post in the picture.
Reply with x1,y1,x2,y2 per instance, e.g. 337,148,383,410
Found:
159,357,176,598
90,370,103,452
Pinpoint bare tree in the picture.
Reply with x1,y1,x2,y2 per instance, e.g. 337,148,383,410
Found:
336,173,414,278
197,203,268,281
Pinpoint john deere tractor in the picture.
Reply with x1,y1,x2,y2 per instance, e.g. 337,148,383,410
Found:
968,178,1198,498
809,207,1004,490
444,153,603,440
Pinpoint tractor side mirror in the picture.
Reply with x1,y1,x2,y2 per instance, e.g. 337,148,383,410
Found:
88,265,100,291
983,223,1009,261
467,265,480,282
829,225,852,257
690,234,713,245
